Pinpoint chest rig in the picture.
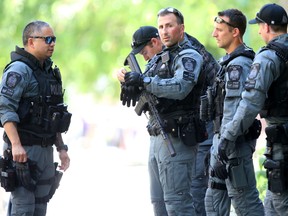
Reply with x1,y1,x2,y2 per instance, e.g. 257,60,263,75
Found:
210,47,255,133
259,42,288,118
144,41,206,115
4,48,71,139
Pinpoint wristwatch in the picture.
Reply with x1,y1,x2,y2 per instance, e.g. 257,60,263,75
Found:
143,77,151,84
56,144,68,152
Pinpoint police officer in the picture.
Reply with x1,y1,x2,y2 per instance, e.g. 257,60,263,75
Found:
124,7,207,215
118,25,169,216
119,24,218,215
217,3,288,216
0,20,71,216
187,35,218,216
204,9,264,215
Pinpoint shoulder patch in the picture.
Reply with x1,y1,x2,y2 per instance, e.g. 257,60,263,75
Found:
245,63,260,90
227,65,242,81
182,57,196,72
226,65,242,89
6,72,22,88
248,63,260,80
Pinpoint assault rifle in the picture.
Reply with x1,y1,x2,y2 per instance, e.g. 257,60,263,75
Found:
124,53,176,157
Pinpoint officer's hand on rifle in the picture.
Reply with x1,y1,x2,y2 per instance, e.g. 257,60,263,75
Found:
218,138,229,163
125,72,144,87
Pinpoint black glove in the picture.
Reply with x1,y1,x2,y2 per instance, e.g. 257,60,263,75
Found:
218,138,229,163
15,159,39,192
124,72,144,87
120,84,141,107
213,161,228,179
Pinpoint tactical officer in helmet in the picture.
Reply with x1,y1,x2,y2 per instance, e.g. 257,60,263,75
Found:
216,3,288,216
204,9,264,215
0,20,71,216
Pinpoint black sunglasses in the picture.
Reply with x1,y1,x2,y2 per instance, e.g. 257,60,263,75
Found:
214,16,236,28
30,36,56,44
158,7,184,24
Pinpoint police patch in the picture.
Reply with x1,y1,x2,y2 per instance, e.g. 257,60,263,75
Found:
182,57,196,72
227,65,242,81
248,64,260,80
6,72,21,88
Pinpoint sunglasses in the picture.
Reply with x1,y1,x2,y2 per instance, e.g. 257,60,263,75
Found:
30,36,56,44
214,16,236,28
158,7,184,24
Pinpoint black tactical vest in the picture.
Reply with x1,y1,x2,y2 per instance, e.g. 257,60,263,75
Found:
260,42,288,118
211,46,255,132
3,47,71,139
144,38,206,115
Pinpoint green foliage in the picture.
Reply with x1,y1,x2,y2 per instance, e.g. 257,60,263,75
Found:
255,147,267,201
0,0,283,103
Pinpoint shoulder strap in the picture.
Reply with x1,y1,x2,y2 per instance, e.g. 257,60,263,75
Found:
265,41,288,65
185,33,219,88
220,48,255,66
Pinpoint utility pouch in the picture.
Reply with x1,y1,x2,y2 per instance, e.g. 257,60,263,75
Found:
0,151,17,192
213,116,221,133
58,111,72,132
228,159,248,189
200,95,209,122
179,121,197,146
194,118,208,143
246,119,262,140
163,118,178,138
48,163,63,201
15,161,36,192
45,104,72,133
265,125,283,143
264,159,287,193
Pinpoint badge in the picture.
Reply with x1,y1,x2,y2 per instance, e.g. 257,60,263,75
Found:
6,72,21,88
182,57,196,72
248,63,260,80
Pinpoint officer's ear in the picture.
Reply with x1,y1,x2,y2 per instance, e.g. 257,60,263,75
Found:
27,37,36,49
232,27,240,38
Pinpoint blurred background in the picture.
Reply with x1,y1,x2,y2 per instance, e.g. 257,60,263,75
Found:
0,0,286,215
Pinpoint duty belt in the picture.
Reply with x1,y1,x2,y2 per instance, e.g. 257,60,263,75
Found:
147,111,198,137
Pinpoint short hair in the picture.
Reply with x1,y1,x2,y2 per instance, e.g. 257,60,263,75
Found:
22,21,50,46
218,9,246,38
157,7,184,24
270,24,287,33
